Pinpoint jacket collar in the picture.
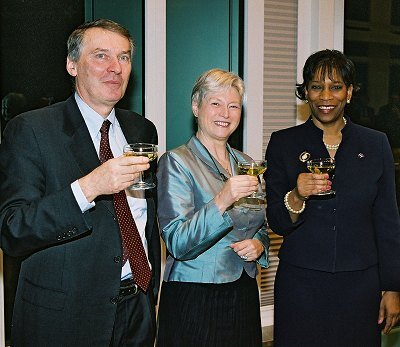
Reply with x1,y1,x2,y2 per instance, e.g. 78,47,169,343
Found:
186,135,239,176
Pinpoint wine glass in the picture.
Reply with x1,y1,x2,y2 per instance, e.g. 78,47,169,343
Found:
306,157,335,195
236,160,267,209
123,143,158,190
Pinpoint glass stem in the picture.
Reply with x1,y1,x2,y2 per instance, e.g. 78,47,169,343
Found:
138,171,144,183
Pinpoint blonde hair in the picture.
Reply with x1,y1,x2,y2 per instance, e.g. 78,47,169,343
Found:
191,68,245,107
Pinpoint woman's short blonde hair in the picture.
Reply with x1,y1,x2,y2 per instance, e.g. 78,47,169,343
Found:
191,68,245,107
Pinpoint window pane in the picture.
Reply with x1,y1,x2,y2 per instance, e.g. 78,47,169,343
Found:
344,0,400,210
344,41,369,57
345,0,370,21
390,45,400,59
391,0,400,26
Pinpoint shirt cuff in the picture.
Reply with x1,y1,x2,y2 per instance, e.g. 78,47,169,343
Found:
71,180,95,213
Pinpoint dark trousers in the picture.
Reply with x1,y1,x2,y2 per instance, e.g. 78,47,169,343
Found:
110,288,156,347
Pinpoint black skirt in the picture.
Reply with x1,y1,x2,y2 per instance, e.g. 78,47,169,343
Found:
274,261,382,347
156,271,262,347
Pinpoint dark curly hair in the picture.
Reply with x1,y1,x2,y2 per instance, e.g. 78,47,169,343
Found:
296,49,359,101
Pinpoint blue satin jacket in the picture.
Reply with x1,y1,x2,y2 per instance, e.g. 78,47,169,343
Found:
157,136,269,283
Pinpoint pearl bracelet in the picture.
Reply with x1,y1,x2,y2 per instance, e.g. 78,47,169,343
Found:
284,191,306,214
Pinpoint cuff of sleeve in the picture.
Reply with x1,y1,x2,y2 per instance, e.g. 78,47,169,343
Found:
71,180,95,213
210,200,233,226
253,233,270,268
256,252,270,268
379,266,400,291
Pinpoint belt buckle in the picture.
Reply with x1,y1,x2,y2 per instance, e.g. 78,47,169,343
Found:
119,279,139,298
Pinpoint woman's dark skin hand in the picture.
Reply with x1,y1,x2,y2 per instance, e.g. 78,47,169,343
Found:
296,172,332,198
285,172,331,222
379,291,400,334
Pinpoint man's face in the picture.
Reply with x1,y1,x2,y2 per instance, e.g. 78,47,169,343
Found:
66,27,132,116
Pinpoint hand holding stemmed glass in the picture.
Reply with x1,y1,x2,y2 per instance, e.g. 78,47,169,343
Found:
123,143,158,190
236,160,267,208
306,157,335,195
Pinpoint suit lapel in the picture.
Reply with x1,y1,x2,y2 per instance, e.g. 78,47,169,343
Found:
187,136,220,174
117,110,143,144
62,96,115,215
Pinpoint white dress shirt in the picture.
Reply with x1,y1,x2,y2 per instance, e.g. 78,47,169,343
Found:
71,93,149,280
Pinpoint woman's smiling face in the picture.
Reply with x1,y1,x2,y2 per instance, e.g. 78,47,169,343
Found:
193,87,242,143
306,69,353,126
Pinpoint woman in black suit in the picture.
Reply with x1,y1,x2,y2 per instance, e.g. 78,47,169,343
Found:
265,49,400,346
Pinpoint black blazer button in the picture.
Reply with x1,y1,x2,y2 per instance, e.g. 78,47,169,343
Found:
114,256,121,263
110,297,118,305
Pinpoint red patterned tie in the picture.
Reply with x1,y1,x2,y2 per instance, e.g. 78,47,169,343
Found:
99,120,152,292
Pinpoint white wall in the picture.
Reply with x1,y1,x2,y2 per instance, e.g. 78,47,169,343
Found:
296,0,345,122
145,0,167,156
243,0,345,155
243,0,265,159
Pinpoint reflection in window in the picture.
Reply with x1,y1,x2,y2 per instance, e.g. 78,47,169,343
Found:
390,45,400,59
344,41,369,57
389,65,400,95
345,0,370,22
344,0,400,210
391,0,400,26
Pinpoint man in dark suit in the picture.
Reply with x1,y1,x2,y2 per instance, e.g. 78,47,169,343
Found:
0,19,160,346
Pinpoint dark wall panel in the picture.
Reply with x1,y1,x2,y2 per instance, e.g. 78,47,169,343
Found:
0,0,85,109
0,1,85,342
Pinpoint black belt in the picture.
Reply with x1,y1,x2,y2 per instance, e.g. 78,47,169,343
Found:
119,278,139,297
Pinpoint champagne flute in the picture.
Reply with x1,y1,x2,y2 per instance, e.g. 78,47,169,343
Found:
123,143,158,190
237,160,267,207
306,157,335,195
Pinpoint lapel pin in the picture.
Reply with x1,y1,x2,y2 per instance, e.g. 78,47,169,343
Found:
358,153,365,158
299,151,311,162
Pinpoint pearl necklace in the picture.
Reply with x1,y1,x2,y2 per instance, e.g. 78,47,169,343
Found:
324,143,340,151
323,117,347,151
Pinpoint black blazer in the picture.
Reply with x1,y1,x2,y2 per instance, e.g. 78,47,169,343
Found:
0,96,161,346
264,117,400,290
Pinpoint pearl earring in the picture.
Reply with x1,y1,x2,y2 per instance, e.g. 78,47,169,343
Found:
347,99,350,104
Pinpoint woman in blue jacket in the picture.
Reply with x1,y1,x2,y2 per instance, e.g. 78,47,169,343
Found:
156,68,269,347
265,49,400,347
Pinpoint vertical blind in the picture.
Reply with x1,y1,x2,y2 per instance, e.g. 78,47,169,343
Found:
259,0,298,307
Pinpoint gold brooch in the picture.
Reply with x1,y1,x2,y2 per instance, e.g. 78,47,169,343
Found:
299,151,311,162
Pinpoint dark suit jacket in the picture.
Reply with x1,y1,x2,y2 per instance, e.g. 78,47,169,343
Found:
264,116,400,290
0,96,161,346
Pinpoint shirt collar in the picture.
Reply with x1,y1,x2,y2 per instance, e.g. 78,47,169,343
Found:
74,92,116,139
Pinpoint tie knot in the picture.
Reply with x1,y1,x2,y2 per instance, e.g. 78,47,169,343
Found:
100,120,111,134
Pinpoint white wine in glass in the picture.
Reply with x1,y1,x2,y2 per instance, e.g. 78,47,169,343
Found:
123,143,158,190
306,157,335,195
236,160,267,209
237,161,267,176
